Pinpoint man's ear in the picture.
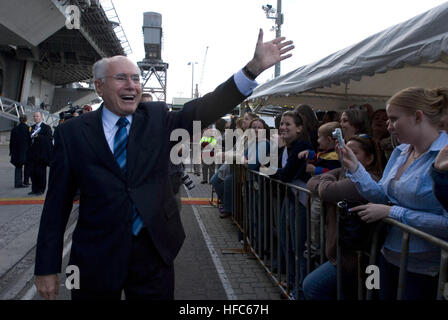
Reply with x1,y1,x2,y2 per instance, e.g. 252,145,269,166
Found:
94,79,104,97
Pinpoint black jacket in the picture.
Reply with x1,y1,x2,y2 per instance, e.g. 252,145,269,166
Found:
28,122,53,165
9,122,31,166
35,76,247,291
272,138,312,183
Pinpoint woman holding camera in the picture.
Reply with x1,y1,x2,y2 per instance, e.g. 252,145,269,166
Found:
340,87,448,299
303,136,384,300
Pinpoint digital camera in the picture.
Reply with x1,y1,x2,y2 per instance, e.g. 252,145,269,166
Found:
337,200,363,217
332,128,344,148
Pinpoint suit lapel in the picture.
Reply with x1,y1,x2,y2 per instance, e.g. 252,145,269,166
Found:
127,107,148,178
82,105,126,181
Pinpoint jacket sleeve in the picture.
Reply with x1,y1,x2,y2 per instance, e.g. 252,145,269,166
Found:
315,168,367,204
35,127,76,275
430,164,448,212
168,75,247,134
271,141,309,182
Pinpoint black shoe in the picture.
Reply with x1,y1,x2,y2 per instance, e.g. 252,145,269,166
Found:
28,191,37,195
15,185,27,188
34,192,44,196
23,182,30,186
219,212,231,219
200,180,207,184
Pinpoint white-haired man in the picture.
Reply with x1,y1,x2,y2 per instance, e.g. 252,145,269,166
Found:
28,111,52,195
34,29,294,300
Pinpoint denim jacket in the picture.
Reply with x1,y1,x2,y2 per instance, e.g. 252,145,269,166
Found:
347,131,448,274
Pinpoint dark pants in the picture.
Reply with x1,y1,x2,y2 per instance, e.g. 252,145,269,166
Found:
13,164,30,187
71,229,175,300
378,254,438,300
30,162,47,193
14,166,23,187
201,163,215,183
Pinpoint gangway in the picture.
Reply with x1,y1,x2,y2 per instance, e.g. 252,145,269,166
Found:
0,97,59,127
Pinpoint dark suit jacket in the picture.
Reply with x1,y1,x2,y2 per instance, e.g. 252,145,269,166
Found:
272,138,312,183
9,122,31,167
35,76,247,291
28,122,53,165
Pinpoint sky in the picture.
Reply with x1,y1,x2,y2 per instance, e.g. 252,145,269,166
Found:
110,0,448,103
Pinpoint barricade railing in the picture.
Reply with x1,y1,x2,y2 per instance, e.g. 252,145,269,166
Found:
0,97,59,127
231,164,448,300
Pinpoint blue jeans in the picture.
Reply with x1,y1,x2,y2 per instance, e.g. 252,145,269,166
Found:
279,193,307,299
210,172,233,213
303,261,337,300
210,172,224,200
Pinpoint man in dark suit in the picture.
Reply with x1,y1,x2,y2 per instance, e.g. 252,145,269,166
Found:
34,30,294,300
28,111,53,195
9,114,31,188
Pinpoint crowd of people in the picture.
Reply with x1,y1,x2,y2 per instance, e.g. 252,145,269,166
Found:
210,87,448,300
7,56,447,301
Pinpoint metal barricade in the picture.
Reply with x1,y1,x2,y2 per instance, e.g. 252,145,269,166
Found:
231,164,448,300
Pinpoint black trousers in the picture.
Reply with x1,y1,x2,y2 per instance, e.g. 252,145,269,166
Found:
30,162,47,193
71,229,175,300
14,166,23,187
13,164,30,187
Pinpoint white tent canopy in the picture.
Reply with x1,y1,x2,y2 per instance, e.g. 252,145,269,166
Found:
249,2,448,111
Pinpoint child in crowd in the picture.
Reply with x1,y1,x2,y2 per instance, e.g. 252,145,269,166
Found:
298,121,341,262
298,121,341,175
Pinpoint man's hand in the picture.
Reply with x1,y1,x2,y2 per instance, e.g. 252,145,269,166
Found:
35,274,59,300
245,29,294,78
434,144,448,171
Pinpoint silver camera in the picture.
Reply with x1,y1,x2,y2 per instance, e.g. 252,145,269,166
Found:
332,128,344,148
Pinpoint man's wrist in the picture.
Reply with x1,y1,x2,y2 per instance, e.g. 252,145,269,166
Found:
243,66,256,81
244,60,262,79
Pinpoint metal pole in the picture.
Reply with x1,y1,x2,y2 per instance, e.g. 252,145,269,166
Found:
191,63,194,98
275,0,283,77
188,62,196,98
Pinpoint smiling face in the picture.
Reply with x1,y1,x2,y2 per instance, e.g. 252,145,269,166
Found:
250,119,266,139
94,56,142,117
340,112,357,139
280,115,302,144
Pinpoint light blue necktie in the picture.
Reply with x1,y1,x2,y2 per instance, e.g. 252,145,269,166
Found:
114,117,143,236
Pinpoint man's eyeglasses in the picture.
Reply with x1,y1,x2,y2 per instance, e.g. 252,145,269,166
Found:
103,73,141,84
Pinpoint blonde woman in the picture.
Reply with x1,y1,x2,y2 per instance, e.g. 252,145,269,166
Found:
340,87,448,300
